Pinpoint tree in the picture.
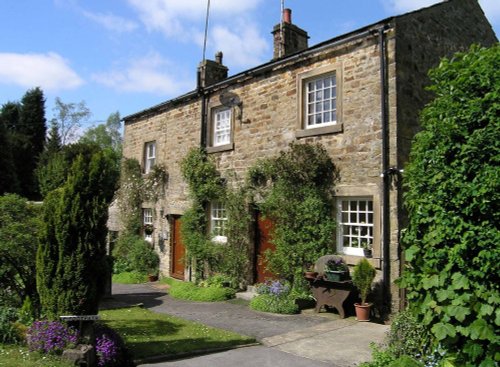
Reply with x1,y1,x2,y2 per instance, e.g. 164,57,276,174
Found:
79,111,122,154
0,88,47,199
0,194,42,308
36,142,101,198
51,97,91,145
0,110,19,194
17,87,47,198
36,151,117,318
401,45,499,366
0,102,21,195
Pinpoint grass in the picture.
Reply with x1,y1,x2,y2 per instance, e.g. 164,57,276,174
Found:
112,271,148,284
0,344,73,367
160,277,236,302
99,306,255,360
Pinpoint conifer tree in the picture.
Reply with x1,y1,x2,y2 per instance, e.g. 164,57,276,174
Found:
36,151,116,318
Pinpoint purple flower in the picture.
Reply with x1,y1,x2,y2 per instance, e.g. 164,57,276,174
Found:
27,321,78,354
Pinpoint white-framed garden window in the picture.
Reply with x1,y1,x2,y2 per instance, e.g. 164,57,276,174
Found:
210,201,227,243
212,107,232,147
305,73,337,129
337,197,374,256
143,208,153,242
144,141,156,174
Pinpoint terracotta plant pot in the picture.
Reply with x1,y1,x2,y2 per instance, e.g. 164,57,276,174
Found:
304,271,318,279
148,274,158,282
354,303,372,321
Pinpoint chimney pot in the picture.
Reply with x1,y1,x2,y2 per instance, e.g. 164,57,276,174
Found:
283,8,292,24
215,51,223,64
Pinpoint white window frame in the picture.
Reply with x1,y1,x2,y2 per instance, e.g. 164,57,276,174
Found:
144,141,156,174
143,208,153,242
210,201,227,243
212,107,232,147
337,197,374,256
305,73,337,129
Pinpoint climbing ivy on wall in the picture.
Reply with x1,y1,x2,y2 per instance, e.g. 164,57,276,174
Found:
248,142,339,287
115,158,168,235
180,148,252,284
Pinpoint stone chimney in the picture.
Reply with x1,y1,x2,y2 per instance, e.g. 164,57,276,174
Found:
272,8,309,60
198,51,228,88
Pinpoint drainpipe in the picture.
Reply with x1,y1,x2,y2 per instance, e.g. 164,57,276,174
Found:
198,69,208,150
378,26,391,309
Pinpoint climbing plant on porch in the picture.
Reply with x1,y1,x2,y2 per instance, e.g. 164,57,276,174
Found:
247,142,339,288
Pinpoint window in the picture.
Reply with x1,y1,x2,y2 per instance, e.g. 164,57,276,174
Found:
144,141,156,173
210,201,227,243
296,64,343,138
337,198,373,256
305,73,337,129
143,208,153,242
212,107,231,147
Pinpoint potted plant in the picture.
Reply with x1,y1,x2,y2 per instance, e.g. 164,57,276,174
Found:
352,258,376,321
324,257,349,282
361,241,373,258
304,263,318,280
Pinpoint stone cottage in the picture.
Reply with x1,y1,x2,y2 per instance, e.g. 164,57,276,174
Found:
116,0,497,311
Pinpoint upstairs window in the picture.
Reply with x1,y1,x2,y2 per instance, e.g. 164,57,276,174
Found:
212,107,232,147
305,73,337,129
210,201,227,243
337,198,373,256
296,64,343,139
144,141,156,173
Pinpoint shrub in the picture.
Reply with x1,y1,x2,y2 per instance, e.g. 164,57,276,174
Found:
113,235,159,275
387,311,430,361
352,258,376,305
359,344,396,367
250,280,299,314
168,280,236,302
0,306,20,343
27,320,78,354
387,355,424,367
250,294,299,314
401,44,500,365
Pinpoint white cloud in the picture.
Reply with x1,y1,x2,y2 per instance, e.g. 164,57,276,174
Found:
82,10,139,33
0,52,84,91
92,53,192,95
126,0,263,38
127,0,268,68
212,22,269,67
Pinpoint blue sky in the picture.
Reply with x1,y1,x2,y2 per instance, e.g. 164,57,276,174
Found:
1,0,499,129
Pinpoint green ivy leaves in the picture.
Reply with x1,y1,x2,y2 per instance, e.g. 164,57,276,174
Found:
401,44,500,365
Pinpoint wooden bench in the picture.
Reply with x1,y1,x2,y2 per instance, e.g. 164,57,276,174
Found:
306,278,355,318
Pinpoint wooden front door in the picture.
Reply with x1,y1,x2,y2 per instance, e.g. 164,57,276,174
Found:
171,216,185,280
255,214,276,283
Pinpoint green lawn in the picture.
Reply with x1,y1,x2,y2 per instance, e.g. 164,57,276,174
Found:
99,306,255,360
0,344,73,367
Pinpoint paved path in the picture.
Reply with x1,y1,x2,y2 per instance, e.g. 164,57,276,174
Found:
102,283,389,366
